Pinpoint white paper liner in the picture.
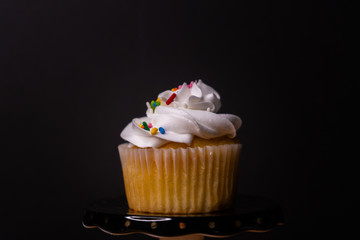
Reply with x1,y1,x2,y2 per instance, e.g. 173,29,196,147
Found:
118,143,241,214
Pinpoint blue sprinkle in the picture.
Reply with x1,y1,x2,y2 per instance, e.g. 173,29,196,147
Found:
159,127,165,134
152,102,157,107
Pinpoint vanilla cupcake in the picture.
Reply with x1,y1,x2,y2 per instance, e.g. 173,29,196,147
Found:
119,80,242,214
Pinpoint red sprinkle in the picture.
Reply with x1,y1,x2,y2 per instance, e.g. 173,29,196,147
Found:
166,93,177,105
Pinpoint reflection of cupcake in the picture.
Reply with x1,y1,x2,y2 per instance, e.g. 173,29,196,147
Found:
119,80,242,214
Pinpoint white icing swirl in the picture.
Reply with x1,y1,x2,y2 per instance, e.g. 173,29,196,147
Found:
157,80,221,112
120,80,242,148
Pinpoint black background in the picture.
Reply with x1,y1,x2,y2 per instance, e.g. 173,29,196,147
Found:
0,0,350,239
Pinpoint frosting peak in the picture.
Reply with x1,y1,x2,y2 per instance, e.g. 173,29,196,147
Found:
120,80,242,148
156,80,221,112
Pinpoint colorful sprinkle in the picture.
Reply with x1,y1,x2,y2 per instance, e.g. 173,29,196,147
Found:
150,127,158,135
188,81,194,88
150,100,156,112
148,123,153,128
150,98,162,113
171,87,178,92
159,127,165,134
178,84,183,89
166,93,177,105
139,124,144,129
142,121,150,131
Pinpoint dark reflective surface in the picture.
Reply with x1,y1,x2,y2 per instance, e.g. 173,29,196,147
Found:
83,195,283,238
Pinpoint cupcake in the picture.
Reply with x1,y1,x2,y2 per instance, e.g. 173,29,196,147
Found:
118,80,242,214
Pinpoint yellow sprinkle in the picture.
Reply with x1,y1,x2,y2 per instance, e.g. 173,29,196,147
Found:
150,127,158,135
156,97,162,102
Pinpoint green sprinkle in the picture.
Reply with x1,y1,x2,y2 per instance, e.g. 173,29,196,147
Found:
150,100,155,112
142,121,150,131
